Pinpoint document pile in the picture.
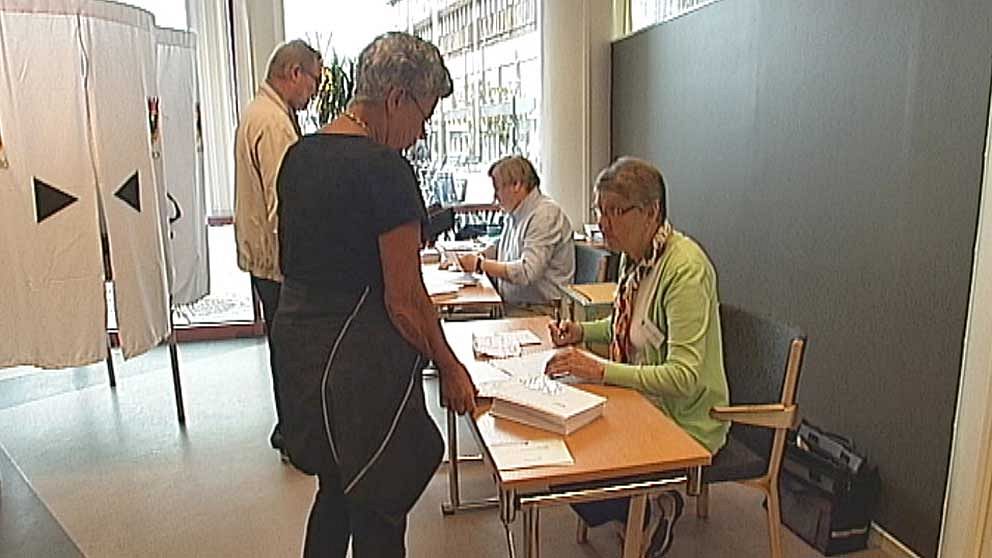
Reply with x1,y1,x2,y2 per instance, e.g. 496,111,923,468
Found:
476,348,607,435
489,374,606,435
424,270,479,297
472,329,542,358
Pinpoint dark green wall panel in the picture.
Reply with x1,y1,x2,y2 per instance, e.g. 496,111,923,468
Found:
611,1,991,555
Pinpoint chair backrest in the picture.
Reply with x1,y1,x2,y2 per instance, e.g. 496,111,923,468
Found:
719,304,806,468
574,243,619,284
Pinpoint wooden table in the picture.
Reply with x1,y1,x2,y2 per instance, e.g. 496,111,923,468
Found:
423,263,503,317
441,317,712,558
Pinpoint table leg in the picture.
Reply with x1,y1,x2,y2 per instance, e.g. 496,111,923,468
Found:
686,465,703,496
523,506,540,558
622,495,647,558
440,390,498,515
443,407,461,513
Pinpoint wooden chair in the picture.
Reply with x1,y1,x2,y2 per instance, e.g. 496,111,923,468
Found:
699,304,807,558
574,304,805,557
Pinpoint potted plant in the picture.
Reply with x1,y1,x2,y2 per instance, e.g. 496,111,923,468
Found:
304,33,355,130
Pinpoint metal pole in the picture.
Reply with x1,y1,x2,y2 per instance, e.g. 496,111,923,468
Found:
168,300,186,424
443,407,461,514
105,336,117,387
523,506,540,558
687,465,702,496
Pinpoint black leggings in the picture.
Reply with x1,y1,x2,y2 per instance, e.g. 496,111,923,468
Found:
304,467,408,558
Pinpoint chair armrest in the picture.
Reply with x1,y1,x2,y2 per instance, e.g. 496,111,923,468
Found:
710,404,798,429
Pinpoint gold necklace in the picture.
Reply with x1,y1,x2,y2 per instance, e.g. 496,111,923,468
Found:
341,110,371,135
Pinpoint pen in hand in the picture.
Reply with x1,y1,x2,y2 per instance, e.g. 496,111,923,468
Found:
552,304,563,343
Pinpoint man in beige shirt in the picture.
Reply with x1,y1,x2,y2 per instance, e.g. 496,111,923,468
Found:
234,39,321,464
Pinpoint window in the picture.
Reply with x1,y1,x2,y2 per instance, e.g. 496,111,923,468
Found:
125,0,188,29
631,0,719,34
285,0,542,213
406,0,541,208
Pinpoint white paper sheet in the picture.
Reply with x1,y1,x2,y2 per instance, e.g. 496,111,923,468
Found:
425,280,461,296
489,437,575,470
465,361,513,397
501,330,542,345
492,349,557,379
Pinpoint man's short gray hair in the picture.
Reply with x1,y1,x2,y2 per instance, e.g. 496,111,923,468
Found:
353,32,453,101
266,39,322,82
595,156,667,222
488,155,540,191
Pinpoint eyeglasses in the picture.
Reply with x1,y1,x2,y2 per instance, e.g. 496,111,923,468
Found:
408,92,432,133
593,204,643,221
300,66,322,86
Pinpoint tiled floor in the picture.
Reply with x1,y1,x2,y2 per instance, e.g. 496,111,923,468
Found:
0,337,891,558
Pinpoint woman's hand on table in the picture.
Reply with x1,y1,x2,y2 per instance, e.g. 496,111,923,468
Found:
438,358,478,415
545,346,607,382
548,320,583,346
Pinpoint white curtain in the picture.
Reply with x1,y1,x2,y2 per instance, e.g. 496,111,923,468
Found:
0,2,107,368
82,3,170,359
187,0,238,218
157,27,210,305
0,0,173,367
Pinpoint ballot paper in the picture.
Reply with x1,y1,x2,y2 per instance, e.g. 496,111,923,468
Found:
436,240,484,252
466,361,513,398
491,349,557,379
450,272,480,286
472,330,542,358
472,332,521,358
424,279,460,296
488,438,575,470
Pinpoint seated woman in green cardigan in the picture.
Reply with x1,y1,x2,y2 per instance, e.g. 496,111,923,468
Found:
546,156,729,558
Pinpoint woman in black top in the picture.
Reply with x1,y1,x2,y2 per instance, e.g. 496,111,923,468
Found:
274,32,476,558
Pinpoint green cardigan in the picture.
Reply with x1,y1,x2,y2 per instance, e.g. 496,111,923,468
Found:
582,231,729,453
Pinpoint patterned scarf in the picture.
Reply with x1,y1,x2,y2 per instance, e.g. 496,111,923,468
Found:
610,220,673,363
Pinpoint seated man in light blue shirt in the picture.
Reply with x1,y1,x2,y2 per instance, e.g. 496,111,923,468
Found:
456,156,575,313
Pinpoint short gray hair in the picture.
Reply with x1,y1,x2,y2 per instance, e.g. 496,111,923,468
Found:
353,32,453,101
488,155,540,191
595,156,667,221
266,39,322,81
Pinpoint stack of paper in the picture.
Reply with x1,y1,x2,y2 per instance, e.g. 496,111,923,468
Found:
472,330,542,358
490,375,607,435
424,279,460,297
450,272,480,286
436,240,484,252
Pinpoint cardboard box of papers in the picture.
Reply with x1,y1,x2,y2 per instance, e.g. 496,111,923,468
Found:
490,376,606,435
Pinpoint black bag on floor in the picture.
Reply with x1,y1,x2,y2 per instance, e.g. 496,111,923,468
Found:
778,421,881,556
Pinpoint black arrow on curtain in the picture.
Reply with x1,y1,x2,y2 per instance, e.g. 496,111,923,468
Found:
114,171,140,212
34,177,78,223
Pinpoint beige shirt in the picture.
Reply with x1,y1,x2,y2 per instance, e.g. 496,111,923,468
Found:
233,82,300,281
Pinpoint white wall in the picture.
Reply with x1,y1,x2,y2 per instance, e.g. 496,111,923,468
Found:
245,0,284,90
539,0,612,231
939,72,992,558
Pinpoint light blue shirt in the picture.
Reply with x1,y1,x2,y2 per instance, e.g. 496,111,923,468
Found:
495,188,575,304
